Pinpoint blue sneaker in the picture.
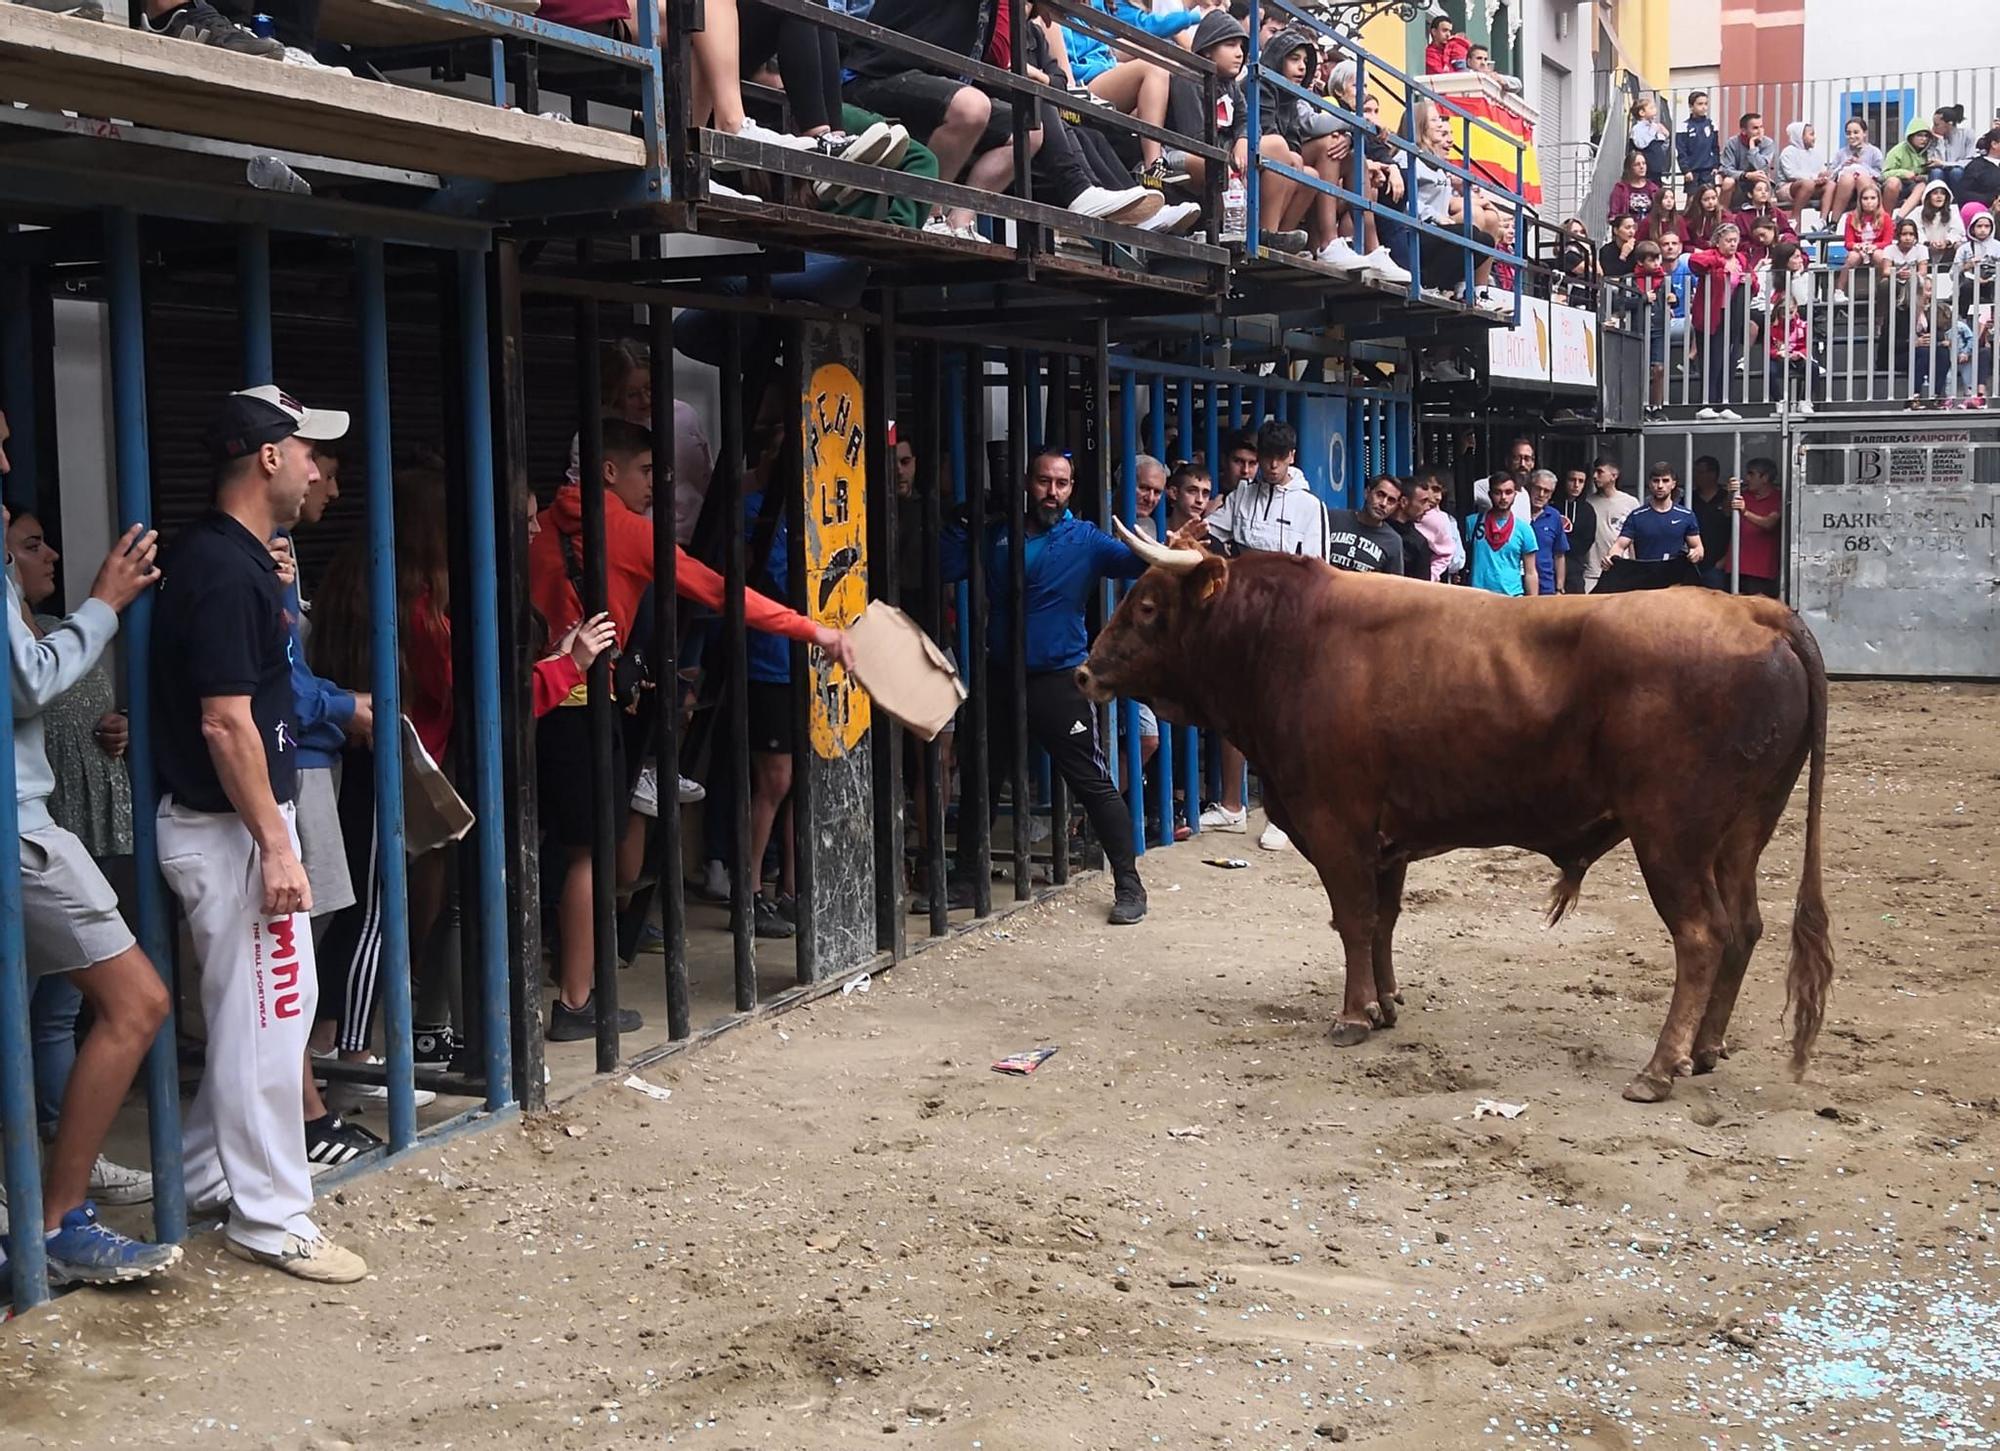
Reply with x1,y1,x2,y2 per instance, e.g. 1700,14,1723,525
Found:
42,1202,182,1286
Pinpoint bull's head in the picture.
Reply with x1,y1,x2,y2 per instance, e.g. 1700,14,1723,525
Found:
1075,518,1230,724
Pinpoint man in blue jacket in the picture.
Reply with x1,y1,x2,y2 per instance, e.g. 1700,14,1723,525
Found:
943,448,1149,924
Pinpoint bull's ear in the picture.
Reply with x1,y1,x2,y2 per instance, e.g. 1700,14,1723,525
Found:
1187,555,1228,608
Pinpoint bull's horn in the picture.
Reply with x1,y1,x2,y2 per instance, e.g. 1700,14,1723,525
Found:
1111,515,1203,574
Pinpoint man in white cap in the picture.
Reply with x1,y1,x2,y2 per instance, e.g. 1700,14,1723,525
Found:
150,386,366,1283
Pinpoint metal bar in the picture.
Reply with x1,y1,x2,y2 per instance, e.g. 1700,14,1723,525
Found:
1087,323,1111,872
649,304,690,1041
1007,347,1031,902
105,208,185,1246
572,292,618,1072
1245,0,1262,260
490,239,545,1108
1149,372,1171,847
1046,355,1070,885
1,600,47,1311
722,318,757,1010
785,321,815,986
456,250,512,1111
486,37,505,108
870,302,905,959
238,225,273,385
963,351,993,917
356,239,417,1152
1118,369,1143,852
918,343,949,936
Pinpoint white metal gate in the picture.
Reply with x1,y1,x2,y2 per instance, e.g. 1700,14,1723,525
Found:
1791,435,2000,679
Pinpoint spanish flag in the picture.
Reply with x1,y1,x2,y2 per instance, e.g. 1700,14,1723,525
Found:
1443,94,1543,207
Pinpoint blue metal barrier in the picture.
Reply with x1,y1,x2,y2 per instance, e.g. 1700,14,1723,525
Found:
2,607,49,1313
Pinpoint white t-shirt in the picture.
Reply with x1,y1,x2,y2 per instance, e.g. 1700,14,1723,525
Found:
1586,489,1639,585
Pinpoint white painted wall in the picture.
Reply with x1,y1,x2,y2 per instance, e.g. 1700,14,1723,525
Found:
1669,0,1720,78
1803,0,2000,87
51,300,117,615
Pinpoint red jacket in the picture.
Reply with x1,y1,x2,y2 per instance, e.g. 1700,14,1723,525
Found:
1424,35,1470,73
531,655,584,718
528,482,822,651
1687,248,1748,334
406,588,453,762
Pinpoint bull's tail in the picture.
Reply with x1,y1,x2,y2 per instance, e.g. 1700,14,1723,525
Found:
1782,616,1834,1080
1545,869,1585,927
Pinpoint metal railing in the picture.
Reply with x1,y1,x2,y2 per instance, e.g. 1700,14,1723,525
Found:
1244,0,1529,313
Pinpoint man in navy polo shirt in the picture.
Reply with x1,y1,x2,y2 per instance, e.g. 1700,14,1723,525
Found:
943,449,1150,924
1611,462,1706,567
152,386,367,1286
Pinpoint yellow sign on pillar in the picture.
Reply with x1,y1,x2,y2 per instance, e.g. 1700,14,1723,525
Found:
803,359,872,760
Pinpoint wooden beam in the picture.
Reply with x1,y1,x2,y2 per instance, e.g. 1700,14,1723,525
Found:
0,6,645,182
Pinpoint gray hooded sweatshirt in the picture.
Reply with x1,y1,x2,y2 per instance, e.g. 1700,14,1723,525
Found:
7,566,119,834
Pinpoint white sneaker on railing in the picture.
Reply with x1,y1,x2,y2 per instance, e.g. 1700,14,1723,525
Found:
1069,185,1162,226
1136,201,1204,235
1795,398,1815,415
1360,247,1412,284
1317,236,1365,273
1199,804,1247,832
731,118,816,151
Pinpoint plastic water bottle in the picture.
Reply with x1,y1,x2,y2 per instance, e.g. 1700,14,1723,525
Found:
250,12,275,35
246,155,312,195
1222,173,1247,242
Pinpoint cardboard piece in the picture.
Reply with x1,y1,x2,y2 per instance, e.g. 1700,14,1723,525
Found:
844,600,966,742
402,714,474,856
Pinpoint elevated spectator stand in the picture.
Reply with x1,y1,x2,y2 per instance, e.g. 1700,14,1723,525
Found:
1240,0,1526,326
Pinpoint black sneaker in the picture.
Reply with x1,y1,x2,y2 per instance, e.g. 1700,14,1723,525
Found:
1107,872,1147,926
1134,157,1189,189
910,876,976,915
146,0,284,57
774,894,798,926
752,895,796,940
1259,228,1310,254
305,1114,384,1176
546,996,643,1041
412,1024,461,1073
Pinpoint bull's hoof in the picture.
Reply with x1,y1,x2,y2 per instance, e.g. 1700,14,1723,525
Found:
1329,1018,1373,1048
1374,997,1399,1030
1622,1072,1675,1104
1690,1041,1729,1075
1364,1000,1384,1027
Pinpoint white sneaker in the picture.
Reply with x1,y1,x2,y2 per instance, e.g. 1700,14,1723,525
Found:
708,179,755,202
1695,406,1722,420
1830,288,1850,305
226,1232,368,1284
1717,407,1743,420
677,774,706,804
733,117,816,151
631,765,660,818
1361,247,1412,284
317,1054,438,1112
1317,236,1364,273
813,121,909,204
1136,201,1204,235
281,45,350,74
1795,397,1815,415
1069,185,1162,225
1200,804,1247,832
1258,822,1291,851
89,1155,153,1206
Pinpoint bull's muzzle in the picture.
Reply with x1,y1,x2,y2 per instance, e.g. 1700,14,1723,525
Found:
1075,664,1112,704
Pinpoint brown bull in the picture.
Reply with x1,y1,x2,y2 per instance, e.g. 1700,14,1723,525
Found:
1078,522,1833,1103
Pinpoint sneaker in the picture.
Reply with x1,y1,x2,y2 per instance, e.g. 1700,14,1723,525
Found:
36,1203,182,1286
922,215,955,238
1069,185,1163,226
638,920,666,953
546,996,643,1041
1259,228,1310,254
910,876,975,914
731,117,817,151
1199,804,1248,832
145,0,284,57
708,179,756,202
1136,201,1204,235
1258,822,1291,851
281,44,349,73
9,0,106,18
1695,406,1722,420
677,774,706,804
88,1155,153,1206
1134,156,1189,189
305,1113,384,1175
631,765,660,818
1107,872,1147,926
696,859,731,903
412,1024,462,1072
320,1054,438,1113
225,1232,367,1284
774,894,798,925
1317,236,1365,273
751,895,796,940
1795,397,1815,415
1360,247,1412,284
1716,407,1743,420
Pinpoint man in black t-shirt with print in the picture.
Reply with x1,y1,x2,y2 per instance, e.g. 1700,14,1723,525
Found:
1325,474,1406,575
152,386,367,1286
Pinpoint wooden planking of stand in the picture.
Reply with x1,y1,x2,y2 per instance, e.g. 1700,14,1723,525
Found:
0,4,644,182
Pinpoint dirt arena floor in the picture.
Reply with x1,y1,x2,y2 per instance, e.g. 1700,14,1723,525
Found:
5,681,1998,1451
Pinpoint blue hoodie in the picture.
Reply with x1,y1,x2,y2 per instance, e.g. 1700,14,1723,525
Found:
941,512,1145,672
278,532,357,771
1063,0,1201,85
1676,113,1719,176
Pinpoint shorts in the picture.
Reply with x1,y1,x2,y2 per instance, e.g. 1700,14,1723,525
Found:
846,70,1019,154
536,702,630,850
18,822,136,974
1133,701,1158,741
746,681,795,756
295,765,355,919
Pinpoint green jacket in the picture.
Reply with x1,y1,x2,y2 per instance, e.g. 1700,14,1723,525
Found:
1883,126,1935,182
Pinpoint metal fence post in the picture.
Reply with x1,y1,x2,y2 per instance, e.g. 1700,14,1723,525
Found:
1006,347,1031,902
962,350,994,917
1,603,48,1312
1117,368,1143,854
238,226,273,386
649,306,690,1039
356,239,417,1150
721,318,757,1011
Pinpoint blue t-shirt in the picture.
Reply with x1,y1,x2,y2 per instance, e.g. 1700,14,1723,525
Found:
1620,502,1701,562
1529,505,1570,595
742,493,795,685
1463,511,1538,596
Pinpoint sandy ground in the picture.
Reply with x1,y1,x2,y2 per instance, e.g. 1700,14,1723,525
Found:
5,681,1999,1451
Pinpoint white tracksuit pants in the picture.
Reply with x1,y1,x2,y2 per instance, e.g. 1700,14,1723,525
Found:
158,798,320,1255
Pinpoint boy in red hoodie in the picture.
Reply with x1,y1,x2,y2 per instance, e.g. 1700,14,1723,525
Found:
1629,239,1670,413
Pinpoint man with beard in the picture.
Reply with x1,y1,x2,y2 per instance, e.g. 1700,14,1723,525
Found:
1554,466,1597,594
1325,474,1406,575
1387,475,1436,581
942,449,1150,924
